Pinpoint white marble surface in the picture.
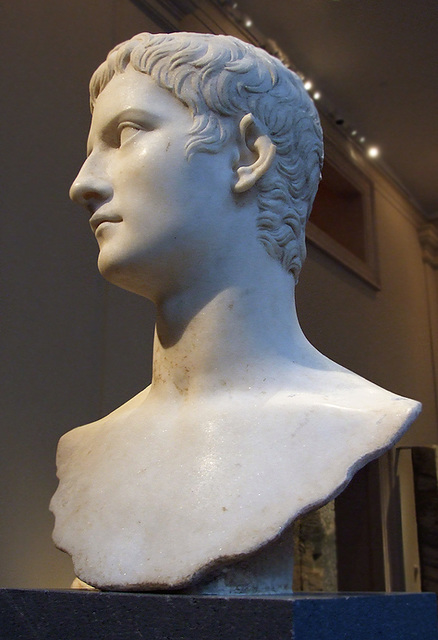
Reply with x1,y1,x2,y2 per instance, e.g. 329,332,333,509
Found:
50,32,421,591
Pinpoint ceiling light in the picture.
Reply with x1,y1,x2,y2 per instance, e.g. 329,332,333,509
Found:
313,91,321,100
244,17,253,27
359,136,366,143
304,80,313,91
367,146,380,158
351,130,357,136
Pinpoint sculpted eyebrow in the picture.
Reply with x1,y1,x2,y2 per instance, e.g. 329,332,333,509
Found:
109,107,160,131
87,107,160,155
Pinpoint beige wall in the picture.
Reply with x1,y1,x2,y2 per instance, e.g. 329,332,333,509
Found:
1,0,436,589
0,0,160,590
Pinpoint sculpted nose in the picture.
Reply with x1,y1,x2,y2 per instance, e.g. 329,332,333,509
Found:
69,159,113,209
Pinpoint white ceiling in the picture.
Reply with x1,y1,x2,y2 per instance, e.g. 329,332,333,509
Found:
235,0,438,218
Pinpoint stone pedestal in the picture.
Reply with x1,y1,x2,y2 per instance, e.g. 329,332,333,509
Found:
181,525,295,595
1,589,436,640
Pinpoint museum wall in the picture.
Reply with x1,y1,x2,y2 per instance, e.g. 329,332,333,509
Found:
0,0,161,590
1,0,436,590
297,118,437,449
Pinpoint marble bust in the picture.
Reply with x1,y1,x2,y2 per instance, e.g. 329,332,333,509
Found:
50,31,420,592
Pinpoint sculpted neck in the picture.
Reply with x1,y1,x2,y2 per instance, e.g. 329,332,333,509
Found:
148,254,314,400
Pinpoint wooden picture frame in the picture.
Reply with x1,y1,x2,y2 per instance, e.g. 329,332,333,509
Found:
307,137,380,289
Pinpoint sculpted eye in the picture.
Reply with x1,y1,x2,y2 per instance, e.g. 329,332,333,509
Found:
117,122,142,147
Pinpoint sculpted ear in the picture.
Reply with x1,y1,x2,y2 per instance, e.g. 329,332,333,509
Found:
233,114,276,194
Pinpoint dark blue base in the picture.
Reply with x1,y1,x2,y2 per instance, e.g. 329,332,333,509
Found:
0,589,437,640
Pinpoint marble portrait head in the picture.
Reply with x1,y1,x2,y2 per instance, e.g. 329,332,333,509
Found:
71,31,323,287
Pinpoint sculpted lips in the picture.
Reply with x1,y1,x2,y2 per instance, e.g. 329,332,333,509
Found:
89,212,123,234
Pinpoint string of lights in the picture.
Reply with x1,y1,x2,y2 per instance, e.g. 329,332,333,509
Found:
219,0,381,161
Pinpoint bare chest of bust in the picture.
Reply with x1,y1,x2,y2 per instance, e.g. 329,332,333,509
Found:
50,383,417,590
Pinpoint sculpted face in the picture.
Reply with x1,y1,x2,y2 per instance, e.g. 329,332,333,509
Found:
69,66,241,300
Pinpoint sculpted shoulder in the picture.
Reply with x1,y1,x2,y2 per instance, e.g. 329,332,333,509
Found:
268,363,421,439
56,386,153,465
57,366,420,453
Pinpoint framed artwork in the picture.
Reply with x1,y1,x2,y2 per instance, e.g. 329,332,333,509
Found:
307,137,380,289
